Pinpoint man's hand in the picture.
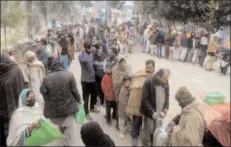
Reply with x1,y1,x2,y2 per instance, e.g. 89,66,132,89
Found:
31,121,41,129
163,109,168,114
166,125,174,136
152,112,159,120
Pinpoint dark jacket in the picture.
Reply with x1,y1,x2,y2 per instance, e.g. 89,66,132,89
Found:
149,31,159,45
187,36,193,49
156,31,165,44
140,76,169,119
93,52,106,79
40,61,81,118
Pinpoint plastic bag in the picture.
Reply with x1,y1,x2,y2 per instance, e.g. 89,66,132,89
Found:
24,118,64,146
75,104,85,124
204,92,225,105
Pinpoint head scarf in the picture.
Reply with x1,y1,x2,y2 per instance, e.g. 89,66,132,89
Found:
24,51,37,64
81,121,115,147
175,87,195,107
208,111,230,146
0,54,17,77
18,88,33,107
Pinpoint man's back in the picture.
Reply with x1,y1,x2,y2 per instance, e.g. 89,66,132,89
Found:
41,70,79,118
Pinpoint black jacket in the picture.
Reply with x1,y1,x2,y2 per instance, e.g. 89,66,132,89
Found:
40,62,81,118
140,76,169,119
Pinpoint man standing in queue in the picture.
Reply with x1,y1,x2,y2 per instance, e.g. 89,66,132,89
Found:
79,41,100,121
140,68,170,146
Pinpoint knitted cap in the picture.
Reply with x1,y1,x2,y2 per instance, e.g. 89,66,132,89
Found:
175,87,195,107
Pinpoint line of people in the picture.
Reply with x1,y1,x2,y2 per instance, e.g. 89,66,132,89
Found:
138,23,230,75
1,18,230,147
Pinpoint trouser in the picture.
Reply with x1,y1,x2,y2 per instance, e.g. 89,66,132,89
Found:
142,117,155,146
150,44,157,56
49,115,76,146
164,45,170,58
157,44,163,57
119,117,132,133
145,39,150,53
118,41,125,53
139,34,144,45
81,82,97,114
174,46,181,60
106,100,116,122
169,46,175,60
131,115,143,139
143,38,147,51
60,55,69,70
95,76,104,105
0,111,8,146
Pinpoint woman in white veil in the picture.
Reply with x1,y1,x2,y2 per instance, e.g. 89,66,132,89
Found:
7,89,42,146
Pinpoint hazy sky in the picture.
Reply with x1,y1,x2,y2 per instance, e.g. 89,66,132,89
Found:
125,1,134,6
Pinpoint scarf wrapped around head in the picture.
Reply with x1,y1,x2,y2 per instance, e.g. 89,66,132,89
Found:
18,88,33,107
175,87,195,107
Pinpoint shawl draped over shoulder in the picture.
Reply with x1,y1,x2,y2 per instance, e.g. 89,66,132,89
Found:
7,89,42,146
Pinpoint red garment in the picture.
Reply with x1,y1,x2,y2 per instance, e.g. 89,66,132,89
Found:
101,74,115,101
208,111,230,146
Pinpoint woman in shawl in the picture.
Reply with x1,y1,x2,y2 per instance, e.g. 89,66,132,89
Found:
0,55,26,146
27,51,45,111
81,121,115,147
19,51,36,87
7,89,42,146
203,111,230,147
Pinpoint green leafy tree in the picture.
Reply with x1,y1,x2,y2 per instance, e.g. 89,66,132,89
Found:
1,1,31,50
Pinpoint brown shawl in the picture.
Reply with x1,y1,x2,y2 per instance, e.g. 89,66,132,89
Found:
170,101,206,146
126,70,153,116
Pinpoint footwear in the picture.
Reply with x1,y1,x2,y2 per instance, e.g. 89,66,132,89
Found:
132,138,138,146
90,107,100,113
107,120,112,126
116,124,120,131
119,132,125,139
86,114,93,121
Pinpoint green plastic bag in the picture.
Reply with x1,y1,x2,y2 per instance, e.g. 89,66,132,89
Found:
75,104,85,124
24,118,64,146
204,92,225,105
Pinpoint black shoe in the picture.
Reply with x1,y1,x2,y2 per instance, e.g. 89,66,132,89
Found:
107,120,112,126
116,124,120,130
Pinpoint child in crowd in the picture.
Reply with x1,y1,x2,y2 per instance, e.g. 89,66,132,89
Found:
118,75,132,139
101,63,116,125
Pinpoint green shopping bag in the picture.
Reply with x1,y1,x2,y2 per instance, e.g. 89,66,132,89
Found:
204,92,225,105
75,104,85,124
24,118,64,146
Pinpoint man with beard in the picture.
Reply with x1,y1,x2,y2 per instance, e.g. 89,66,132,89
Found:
126,59,155,146
40,58,81,146
140,68,170,146
93,44,107,106
79,41,99,121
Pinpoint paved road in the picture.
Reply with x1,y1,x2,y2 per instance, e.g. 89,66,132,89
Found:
48,45,230,146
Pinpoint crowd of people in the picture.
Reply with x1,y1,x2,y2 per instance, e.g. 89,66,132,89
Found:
138,23,230,75
0,17,230,147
